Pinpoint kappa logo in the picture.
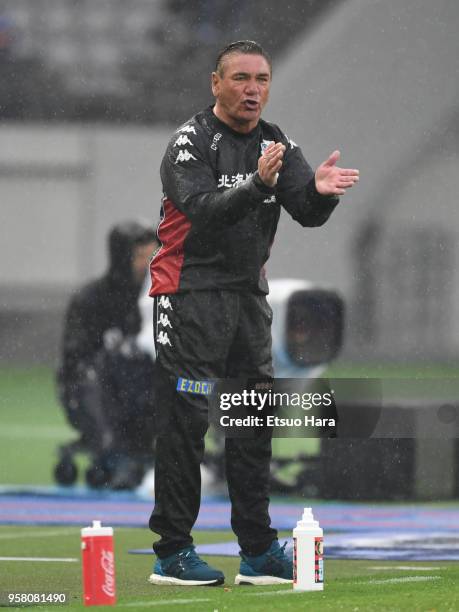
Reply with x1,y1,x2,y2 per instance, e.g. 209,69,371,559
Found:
157,331,172,346
178,125,196,135
159,313,172,328
261,139,274,155
174,134,194,147
175,149,197,164
158,296,172,310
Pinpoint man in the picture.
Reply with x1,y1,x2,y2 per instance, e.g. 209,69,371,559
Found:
57,220,158,487
148,41,359,586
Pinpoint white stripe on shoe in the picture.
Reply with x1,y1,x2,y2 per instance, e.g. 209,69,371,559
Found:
148,573,223,586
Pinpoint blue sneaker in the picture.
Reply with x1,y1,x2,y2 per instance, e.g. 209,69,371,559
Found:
235,540,293,585
148,546,225,586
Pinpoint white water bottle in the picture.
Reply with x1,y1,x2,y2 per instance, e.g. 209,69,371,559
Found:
292,507,324,591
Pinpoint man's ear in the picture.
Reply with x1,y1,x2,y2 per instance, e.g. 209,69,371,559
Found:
211,71,220,97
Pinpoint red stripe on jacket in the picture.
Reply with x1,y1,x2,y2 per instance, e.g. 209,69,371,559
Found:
149,198,191,295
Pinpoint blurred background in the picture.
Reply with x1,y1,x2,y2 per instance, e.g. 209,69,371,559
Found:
1,0,458,497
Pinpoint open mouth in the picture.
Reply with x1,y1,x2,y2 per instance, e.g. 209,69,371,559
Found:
243,99,259,111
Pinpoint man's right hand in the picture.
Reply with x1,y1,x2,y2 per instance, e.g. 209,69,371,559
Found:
258,142,286,187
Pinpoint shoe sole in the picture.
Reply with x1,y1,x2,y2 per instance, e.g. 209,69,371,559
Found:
148,573,224,587
235,574,292,586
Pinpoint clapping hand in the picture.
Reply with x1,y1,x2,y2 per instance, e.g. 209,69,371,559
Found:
315,150,359,196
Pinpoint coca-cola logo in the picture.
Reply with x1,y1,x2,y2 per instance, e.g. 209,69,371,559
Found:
100,549,115,597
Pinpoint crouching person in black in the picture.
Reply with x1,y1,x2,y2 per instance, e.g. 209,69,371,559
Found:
55,220,158,489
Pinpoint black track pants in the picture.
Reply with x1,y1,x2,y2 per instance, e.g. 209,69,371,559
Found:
149,290,277,558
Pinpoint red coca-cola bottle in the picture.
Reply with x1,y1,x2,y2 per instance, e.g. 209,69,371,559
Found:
81,520,116,606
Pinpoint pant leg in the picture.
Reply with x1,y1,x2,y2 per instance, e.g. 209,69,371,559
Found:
225,427,277,556
150,291,238,558
224,294,278,555
150,361,209,557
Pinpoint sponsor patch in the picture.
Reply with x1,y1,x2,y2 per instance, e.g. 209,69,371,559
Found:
217,173,253,189
177,378,215,396
211,132,222,151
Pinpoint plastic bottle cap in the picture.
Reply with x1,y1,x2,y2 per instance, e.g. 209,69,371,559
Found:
296,507,320,529
81,520,113,537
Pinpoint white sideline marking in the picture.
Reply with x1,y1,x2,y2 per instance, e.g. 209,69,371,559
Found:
363,576,441,585
369,566,443,571
120,598,212,607
0,529,76,540
0,556,78,562
0,424,70,440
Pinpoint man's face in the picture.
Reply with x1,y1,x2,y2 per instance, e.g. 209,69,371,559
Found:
212,53,271,133
131,241,157,284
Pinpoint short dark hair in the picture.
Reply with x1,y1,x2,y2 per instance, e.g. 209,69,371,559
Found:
215,40,272,76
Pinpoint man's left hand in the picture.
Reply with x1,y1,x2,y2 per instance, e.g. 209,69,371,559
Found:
315,150,359,196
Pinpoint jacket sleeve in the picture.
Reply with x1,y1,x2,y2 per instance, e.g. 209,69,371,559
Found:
160,126,272,231
276,142,339,227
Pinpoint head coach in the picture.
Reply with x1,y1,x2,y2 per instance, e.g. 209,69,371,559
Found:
147,40,359,587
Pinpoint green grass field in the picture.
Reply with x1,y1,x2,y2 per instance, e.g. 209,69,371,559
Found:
2,363,459,485
1,526,458,611
1,366,459,610
0,367,78,485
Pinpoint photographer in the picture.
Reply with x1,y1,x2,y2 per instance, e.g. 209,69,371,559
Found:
56,220,158,488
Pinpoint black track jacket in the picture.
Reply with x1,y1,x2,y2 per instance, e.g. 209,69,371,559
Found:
150,106,339,296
